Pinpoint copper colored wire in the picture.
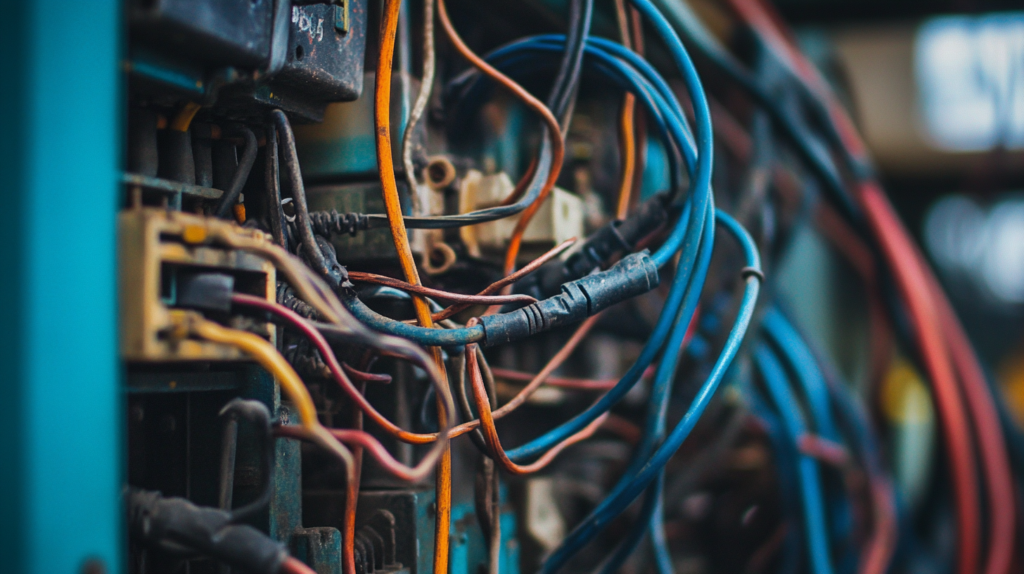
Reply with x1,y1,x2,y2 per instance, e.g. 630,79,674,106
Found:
344,381,365,574
615,96,638,219
375,2,452,571
467,340,608,474
438,237,576,321
600,413,643,445
500,156,539,207
281,557,319,574
797,434,851,468
435,0,564,276
489,365,655,391
233,294,606,445
276,425,439,482
232,293,450,446
490,367,618,390
348,271,537,306
342,363,393,384
443,314,600,439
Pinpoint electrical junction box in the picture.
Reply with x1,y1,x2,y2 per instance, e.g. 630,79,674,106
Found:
270,1,368,102
119,208,276,362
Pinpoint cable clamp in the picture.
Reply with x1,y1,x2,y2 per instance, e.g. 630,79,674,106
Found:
740,266,765,282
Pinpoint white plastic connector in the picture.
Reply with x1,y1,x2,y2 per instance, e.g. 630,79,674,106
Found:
459,170,584,258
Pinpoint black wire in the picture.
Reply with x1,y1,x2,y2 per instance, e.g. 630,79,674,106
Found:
672,20,861,224
451,351,492,455
264,122,289,252
213,126,257,218
547,0,594,126
270,109,343,285
359,131,555,230
218,398,276,524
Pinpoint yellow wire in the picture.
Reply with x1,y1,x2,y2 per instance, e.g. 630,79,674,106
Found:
375,2,452,573
170,101,202,132
188,316,355,472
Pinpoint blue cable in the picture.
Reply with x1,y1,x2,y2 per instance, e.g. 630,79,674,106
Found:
781,309,896,573
747,387,805,574
506,200,704,463
625,0,713,268
540,210,762,573
352,32,705,349
478,38,688,193
343,293,484,346
508,0,717,463
754,343,835,574
485,35,694,150
765,310,861,571
598,197,717,574
762,309,840,442
475,3,714,268
649,480,673,574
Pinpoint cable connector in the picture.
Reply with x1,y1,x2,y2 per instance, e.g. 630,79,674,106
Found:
128,488,287,574
515,193,669,300
480,251,660,346
306,210,370,238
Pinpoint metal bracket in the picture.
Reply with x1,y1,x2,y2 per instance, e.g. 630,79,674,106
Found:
334,0,350,33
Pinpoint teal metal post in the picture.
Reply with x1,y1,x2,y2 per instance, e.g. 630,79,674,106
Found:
0,2,121,573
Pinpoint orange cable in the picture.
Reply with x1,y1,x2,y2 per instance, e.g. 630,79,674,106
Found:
467,338,608,474
614,0,637,219
374,2,452,572
616,96,638,219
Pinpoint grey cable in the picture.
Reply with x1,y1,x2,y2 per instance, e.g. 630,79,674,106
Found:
402,0,436,216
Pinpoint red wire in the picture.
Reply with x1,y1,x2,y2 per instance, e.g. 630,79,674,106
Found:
720,2,1016,571
280,557,318,574
232,293,444,445
276,425,438,482
930,268,1016,574
859,183,981,574
488,365,655,390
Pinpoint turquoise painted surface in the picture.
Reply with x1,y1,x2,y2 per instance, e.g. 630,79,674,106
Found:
0,1,121,572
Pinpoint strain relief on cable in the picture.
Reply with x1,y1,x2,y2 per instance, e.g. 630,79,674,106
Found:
480,251,660,346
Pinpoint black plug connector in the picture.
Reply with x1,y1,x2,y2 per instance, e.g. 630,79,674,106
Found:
515,193,670,300
128,488,287,574
480,251,660,346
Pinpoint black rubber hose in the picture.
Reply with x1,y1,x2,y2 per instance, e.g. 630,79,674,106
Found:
264,122,289,251
214,126,257,218
270,109,341,285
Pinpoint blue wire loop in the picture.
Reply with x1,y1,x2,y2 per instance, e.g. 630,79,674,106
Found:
540,208,762,574
754,343,836,574
507,0,720,464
